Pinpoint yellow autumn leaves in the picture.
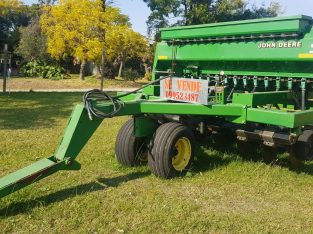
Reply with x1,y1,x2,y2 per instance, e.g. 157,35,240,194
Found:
0,0,22,16
40,0,148,66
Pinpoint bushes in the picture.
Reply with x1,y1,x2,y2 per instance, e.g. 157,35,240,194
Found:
21,60,68,80
20,60,43,77
122,68,141,81
41,65,67,80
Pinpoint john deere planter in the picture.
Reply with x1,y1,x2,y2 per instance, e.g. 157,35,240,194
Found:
2,15,313,198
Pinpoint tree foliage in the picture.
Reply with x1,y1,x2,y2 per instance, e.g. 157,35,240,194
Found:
41,0,126,61
107,28,147,63
0,0,32,50
15,17,49,62
41,0,149,80
40,0,131,79
0,0,22,16
143,0,281,36
106,28,148,77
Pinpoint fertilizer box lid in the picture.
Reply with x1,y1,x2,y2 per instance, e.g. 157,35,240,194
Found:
160,15,312,40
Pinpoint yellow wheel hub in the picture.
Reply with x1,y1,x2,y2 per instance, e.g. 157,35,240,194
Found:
172,137,191,171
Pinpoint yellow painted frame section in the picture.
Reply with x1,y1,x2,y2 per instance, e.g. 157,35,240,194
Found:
298,54,313,59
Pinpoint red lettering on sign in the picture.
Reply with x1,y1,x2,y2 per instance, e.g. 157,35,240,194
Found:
161,78,208,105
176,80,201,92
177,80,182,90
164,79,171,89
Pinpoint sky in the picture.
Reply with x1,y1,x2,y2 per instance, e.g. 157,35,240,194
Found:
23,0,313,36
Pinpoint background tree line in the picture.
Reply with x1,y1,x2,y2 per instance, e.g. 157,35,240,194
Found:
143,0,281,37
0,0,281,82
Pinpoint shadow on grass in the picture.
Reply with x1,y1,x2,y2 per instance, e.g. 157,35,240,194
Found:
192,146,232,173
0,106,73,129
0,170,150,217
274,156,313,175
0,93,83,130
193,134,313,176
191,133,261,173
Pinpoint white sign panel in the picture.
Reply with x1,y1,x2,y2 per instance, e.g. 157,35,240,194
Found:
160,77,209,105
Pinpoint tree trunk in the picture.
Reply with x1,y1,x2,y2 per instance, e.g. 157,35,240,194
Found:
143,62,149,74
100,0,106,91
100,49,106,91
118,61,124,78
79,60,86,80
182,0,188,25
93,63,101,77
143,62,151,80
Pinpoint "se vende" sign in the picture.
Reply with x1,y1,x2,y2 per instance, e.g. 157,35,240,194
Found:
160,77,209,105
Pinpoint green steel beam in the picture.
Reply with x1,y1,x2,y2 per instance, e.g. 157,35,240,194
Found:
54,104,103,161
247,108,313,128
93,99,313,129
139,102,244,116
247,108,295,128
293,110,313,127
94,100,245,117
94,99,313,129
0,157,65,198
95,101,142,116
232,91,291,106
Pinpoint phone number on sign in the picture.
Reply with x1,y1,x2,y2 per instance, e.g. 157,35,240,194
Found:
165,91,199,102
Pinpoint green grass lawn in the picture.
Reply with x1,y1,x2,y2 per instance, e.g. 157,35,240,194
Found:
1,93,313,233
0,75,147,91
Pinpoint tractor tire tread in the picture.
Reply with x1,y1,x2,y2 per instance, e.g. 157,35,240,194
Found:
148,122,195,179
115,119,138,167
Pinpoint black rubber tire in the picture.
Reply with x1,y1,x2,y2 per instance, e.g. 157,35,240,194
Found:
148,122,195,179
295,130,313,161
115,119,147,167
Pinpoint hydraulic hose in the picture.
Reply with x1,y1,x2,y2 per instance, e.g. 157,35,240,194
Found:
83,76,170,120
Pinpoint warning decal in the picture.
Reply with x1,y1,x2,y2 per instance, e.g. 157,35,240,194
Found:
160,77,209,105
